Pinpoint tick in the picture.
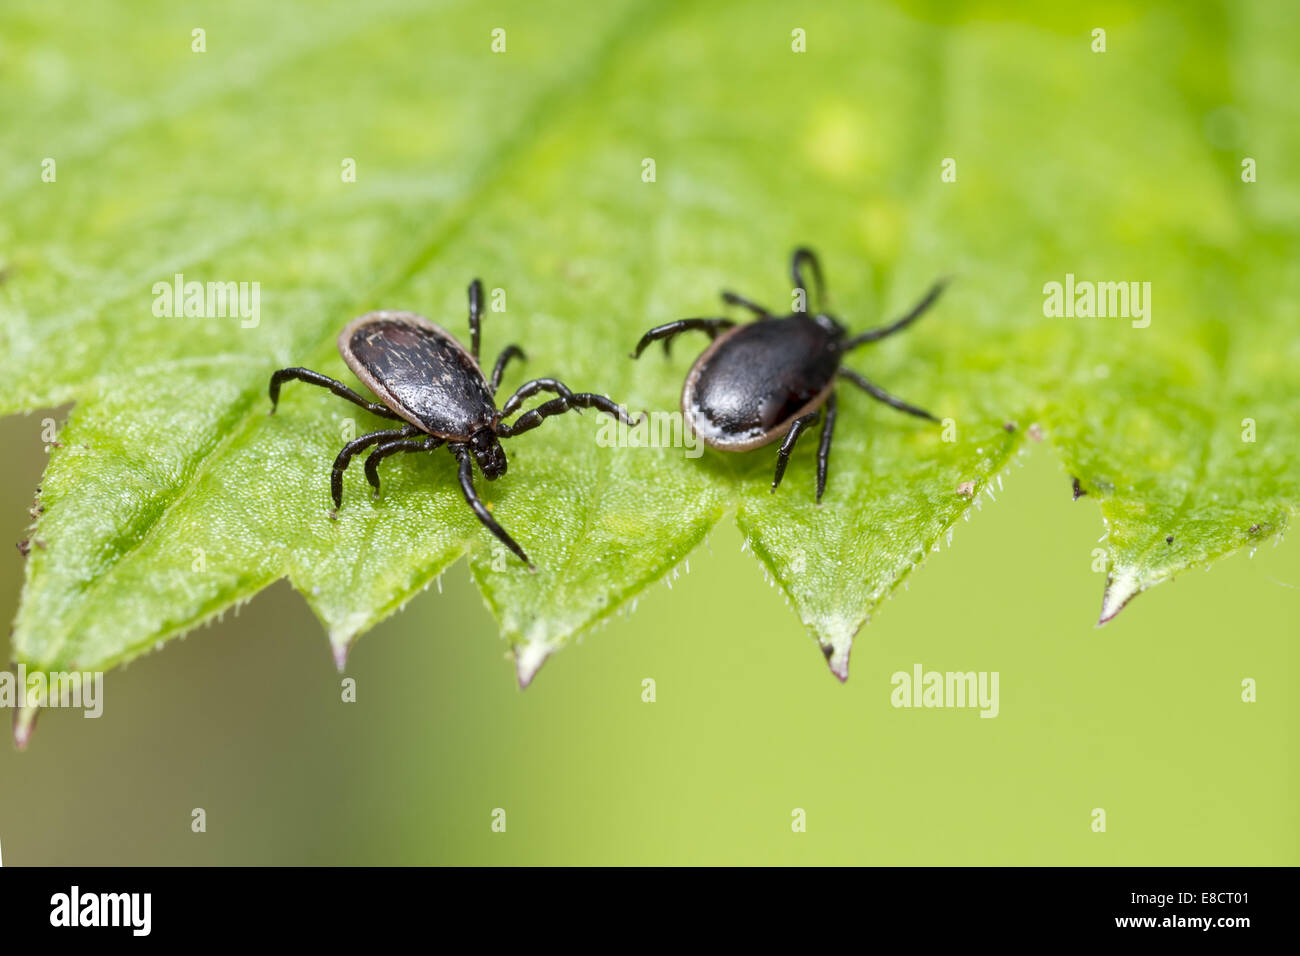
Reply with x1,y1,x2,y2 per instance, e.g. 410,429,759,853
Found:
631,248,946,500
269,279,637,568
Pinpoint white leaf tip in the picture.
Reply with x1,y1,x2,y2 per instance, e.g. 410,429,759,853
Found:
514,642,553,688
821,636,853,682
330,637,352,672
1098,567,1143,625
12,704,38,750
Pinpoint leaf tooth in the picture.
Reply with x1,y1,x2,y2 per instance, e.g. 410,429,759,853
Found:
819,633,853,683
12,704,38,750
1098,567,1144,625
329,635,353,673
514,641,553,689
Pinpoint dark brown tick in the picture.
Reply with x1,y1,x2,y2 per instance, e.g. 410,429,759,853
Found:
269,279,638,568
632,248,946,500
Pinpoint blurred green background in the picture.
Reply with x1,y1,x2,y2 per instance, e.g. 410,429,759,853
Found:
1,0,1296,865
1,411,1295,864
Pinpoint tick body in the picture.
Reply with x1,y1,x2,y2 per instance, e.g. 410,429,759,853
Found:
270,280,638,568
633,248,946,500
340,313,498,441
683,315,840,451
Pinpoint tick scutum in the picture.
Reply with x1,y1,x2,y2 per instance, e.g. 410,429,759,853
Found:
338,311,496,440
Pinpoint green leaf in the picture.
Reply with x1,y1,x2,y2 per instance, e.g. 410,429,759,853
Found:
4,0,1297,730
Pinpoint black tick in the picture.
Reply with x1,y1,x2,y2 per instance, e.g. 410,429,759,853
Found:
632,248,946,500
270,279,638,568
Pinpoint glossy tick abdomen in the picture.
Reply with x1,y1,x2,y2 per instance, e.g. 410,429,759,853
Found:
339,312,496,439
632,247,946,502
685,316,841,450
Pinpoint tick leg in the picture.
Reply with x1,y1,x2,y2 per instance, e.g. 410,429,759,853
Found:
467,279,485,361
498,377,575,418
790,247,827,314
630,318,735,359
489,345,526,394
771,410,822,493
451,444,533,569
331,426,418,509
364,435,445,498
839,368,938,422
498,391,639,438
844,278,948,349
816,392,837,503
720,290,772,318
268,367,403,420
